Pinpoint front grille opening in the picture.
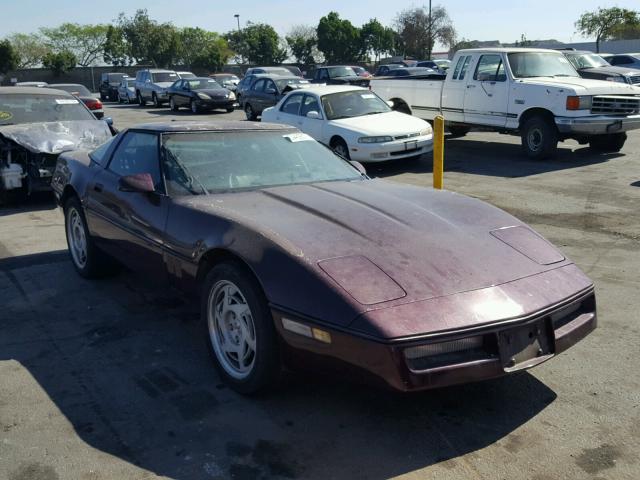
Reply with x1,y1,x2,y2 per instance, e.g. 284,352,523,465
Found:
591,95,640,115
404,335,497,371
551,294,596,331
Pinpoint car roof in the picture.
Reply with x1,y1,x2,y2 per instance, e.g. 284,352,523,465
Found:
258,75,304,81
0,86,73,96
49,83,86,87
126,121,294,133
139,69,175,73
284,85,366,96
458,47,563,54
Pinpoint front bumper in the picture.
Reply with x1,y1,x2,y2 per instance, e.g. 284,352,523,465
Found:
196,98,236,110
349,134,433,162
555,114,640,135
273,288,596,392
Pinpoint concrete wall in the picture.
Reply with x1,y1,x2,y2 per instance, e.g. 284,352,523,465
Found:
560,38,640,54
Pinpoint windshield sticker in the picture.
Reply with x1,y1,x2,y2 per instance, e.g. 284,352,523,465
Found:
0,111,13,121
55,98,79,105
361,93,376,99
283,133,314,143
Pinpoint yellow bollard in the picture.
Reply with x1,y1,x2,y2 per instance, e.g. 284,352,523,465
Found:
433,115,444,190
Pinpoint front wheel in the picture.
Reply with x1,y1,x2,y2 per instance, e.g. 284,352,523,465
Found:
170,96,179,111
152,93,160,108
520,116,558,160
244,103,257,121
190,99,199,114
201,261,281,394
331,138,350,160
226,107,235,113
589,133,627,153
137,92,146,107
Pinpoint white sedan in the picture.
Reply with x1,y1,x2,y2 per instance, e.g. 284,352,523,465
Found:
262,85,433,162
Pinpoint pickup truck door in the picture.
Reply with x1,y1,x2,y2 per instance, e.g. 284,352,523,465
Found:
463,54,510,127
441,54,473,123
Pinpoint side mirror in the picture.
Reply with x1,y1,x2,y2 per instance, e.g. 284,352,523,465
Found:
306,110,321,119
103,117,113,126
386,100,394,108
118,173,155,193
350,161,367,175
145,79,151,83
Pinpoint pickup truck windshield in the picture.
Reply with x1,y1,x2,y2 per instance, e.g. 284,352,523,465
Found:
152,72,179,83
507,52,579,78
321,90,391,120
328,67,356,78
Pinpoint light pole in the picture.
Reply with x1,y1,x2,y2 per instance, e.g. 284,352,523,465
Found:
234,14,242,66
428,0,432,59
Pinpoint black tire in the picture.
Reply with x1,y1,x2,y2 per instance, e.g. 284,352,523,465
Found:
201,260,280,394
226,107,235,113
152,92,160,108
63,196,114,278
520,115,558,160
170,96,179,111
117,94,123,104
391,100,411,115
330,138,350,160
244,103,257,121
137,92,146,107
448,125,471,137
190,99,199,114
100,93,106,101
589,133,627,153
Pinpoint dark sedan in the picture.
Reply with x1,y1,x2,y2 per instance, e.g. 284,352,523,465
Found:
241,76,309,120
310,66,370,87
50,83,104,119
562,51,640,85
52,121,597,394
167,77,236,113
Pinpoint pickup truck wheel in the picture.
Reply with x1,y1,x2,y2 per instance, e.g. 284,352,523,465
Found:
331,138,351,160
589,133,627,153
521,116,558,160
226,107,235,113
244,103,257,120
152,93,160,108
202,261,281,394
64,197,115,278
137,92,146,107
448,126,471,137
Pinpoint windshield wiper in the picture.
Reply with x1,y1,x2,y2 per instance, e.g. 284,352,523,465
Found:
163,148,208,195
552,74,575,77
361,111,385,116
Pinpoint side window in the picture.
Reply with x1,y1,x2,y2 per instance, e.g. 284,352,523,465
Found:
252,79,265,91
108,132,161,189
300,95,321,117
614,56,632,65
281,94,303,114
458,56,472,80
265,80,276,93
452,57,465,79
474,54,505,82
319,69,329,80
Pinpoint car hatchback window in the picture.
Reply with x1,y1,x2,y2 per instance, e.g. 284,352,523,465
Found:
108,132,161,188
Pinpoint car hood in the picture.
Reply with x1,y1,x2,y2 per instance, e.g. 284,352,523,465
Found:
0,121,112,155
579,65,640,77
154,82,175,89
196,88,231,97
181,179,571,309
518,76,640,94
330,111,430,136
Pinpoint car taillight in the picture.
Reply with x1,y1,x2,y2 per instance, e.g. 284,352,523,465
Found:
86,99,102,110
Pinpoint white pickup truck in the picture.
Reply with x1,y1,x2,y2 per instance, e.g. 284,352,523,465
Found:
370,48,640,158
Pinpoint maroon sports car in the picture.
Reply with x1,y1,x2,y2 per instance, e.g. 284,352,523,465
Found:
52,121,596,394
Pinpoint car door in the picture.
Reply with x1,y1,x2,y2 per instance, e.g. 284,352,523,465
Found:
177,80,191,107
85,131,170,280
298,94,325,140
441,54,473,122
261,79,279,112
463,53,509,127
247,79,266,111
269,92,304,127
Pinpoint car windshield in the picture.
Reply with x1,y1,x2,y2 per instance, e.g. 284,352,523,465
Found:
321,90,391,120
189,79,224,90
126,79,136,87
161,130,361,194
0,93,95,125
328,66,356,78
507,52,579,78
152,72,179,83
108,73,126,83
275,78,309,90
565,53,610,69
179,72,196,79
50,84,92,96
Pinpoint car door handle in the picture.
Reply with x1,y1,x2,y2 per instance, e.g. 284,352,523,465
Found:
94,183,103,193
467,85,476,89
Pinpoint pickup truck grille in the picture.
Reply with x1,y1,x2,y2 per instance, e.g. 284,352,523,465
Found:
591,95,640,115
629,75,640,85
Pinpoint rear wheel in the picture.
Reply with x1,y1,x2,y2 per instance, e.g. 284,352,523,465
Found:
152,92,160,108
226,107,235,113
448,125,471,137
589,133,627,152
170,96,179,111
244,103,257,120
137,92,146,107
520,115,558,159
202,261,280,394
330,138,350,160
190,99,199,114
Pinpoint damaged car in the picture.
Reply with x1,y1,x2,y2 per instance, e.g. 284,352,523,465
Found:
53,121,597,395
0,87,114,202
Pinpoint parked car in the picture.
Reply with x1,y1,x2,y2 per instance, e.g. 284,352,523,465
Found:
117,78,137,103
176,71,196,79
310,66,370,87
209,73,240,91
371,48,640,158
350,66,372,78
562,50,640,85
434,59,452,70
244,66,292,76
15,81,48,87
601,53,640,70
99,73,127,101
49,83,104,119
241,75,310,120
52,120,597,394
168,77,236,113
236,74,267,103
416,60,440,70
374,65,401,76
135,69,180,107
384,67,440,77
0,87,112,202
263,85,433,162
281,66,304,77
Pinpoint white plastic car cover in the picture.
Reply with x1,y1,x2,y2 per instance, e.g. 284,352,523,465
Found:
0,121,112,154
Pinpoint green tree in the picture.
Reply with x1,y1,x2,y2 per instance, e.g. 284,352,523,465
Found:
317,12,362,63
42,50,76,76
611,23,640,40
178,27,231,71
40,23,108,66
286,25,320,65
395,5,455,58
114,10,180,67
0,40,19,74
575,7,640,52
103,25,131,66
6,33,50,68
515,34,534,47
361,18,395,64
225,23,287,65
450,38,478,55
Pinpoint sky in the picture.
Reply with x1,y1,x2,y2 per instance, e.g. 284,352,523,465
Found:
2,0,639,45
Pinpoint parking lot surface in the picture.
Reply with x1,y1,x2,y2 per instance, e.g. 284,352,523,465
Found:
1,103,639,480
